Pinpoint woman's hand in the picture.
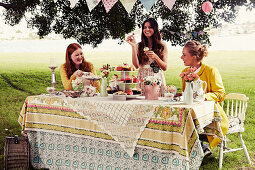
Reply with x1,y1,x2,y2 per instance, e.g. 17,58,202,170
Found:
74,70,84,77
126,33,136,47
144,50,159,61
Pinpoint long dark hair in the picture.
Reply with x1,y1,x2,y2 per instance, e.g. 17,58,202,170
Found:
138,18,164,65
64,43,92,78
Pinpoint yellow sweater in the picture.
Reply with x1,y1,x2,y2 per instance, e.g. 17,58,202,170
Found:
181,62,229,149
60,64,100,91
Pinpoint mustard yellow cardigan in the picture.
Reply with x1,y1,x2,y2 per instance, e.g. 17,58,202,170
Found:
60,64,100,91
181,62,229,149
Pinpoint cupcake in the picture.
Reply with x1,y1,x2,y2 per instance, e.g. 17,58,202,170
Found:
127,89,133,95
144,47,150,51
122,63,129,71
132,88,138,95
125,76,131,83
132,75,139,83
116,65,123,71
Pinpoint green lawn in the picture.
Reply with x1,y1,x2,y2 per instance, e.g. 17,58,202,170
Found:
0,50,255,169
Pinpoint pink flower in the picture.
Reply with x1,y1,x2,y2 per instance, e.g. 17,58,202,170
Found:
99,68,104,71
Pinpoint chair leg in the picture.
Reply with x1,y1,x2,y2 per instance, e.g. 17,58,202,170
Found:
238,132,251,164
219,139,224,169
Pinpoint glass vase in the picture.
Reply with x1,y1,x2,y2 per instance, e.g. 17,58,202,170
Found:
100,77,108,97
183,82,193,104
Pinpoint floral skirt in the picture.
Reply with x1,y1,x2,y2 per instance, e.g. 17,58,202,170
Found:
137,66,166,96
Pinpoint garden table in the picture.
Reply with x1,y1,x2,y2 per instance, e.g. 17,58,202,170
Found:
18,94,222,170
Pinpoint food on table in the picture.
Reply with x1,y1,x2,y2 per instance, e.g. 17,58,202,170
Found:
132,75,139,83
143,47,150,51
114,91,127,95
130,65,136,71
122,63,130,71
126,89,133,95
83,72,100,79
116,65,123,71
132,88,142,95
124,76,131,83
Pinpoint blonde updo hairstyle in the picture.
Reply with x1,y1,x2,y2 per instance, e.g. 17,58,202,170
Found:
184,40,208,62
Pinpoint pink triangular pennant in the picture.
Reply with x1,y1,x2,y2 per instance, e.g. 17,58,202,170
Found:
162,0,176,10
87,0,101,11
102,0,119,13
120,0,137,13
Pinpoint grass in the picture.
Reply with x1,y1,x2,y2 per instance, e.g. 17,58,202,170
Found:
0,50,255,169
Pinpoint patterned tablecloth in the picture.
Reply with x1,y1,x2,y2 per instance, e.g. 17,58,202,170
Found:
19,94,221,170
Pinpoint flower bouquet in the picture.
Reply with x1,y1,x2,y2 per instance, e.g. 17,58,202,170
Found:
179,67,199,104
179,67,199,82
143,76,162,86
143,76,162,100
99,64,115,78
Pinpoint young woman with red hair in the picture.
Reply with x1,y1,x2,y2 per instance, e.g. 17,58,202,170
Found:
60,43,100,91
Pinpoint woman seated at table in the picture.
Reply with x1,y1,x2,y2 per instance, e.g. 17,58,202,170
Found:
126,18,168,96
180,40,229,153
60,43,100,91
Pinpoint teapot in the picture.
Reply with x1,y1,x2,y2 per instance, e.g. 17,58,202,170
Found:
193,79,207,102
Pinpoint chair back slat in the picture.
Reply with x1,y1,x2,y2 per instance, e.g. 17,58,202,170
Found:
235,100,238,117
231,99,234,117
223,93,249,124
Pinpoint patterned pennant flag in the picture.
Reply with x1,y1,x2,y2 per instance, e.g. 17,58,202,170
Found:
70,0,79,8
140,0,157,11
87,0,101,11
120,0,137,13
192,32,198,38
102,0,118,13
162,0,176,10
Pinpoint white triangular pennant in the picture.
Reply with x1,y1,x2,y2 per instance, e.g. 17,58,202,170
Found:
140,0,156,11
87,0,101,11
53,0,57,3
162,0,175,10
120,0,137,13
70,0,79,8
102,0,118,13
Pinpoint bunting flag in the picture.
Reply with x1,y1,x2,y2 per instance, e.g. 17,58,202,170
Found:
53,0,57,2
120,0,137,13
140,0,157,11
87,0,101,11
70,0,79,8
162,0,176,10
102,0,119,13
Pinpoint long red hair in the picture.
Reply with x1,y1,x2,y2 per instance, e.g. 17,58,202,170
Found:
65,43,92,78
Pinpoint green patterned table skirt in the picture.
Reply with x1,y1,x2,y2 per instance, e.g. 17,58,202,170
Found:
28,131,203,170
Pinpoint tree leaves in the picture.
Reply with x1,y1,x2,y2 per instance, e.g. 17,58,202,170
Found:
0,0,254,47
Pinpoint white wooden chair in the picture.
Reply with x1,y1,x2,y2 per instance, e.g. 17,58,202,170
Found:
219,93,251,169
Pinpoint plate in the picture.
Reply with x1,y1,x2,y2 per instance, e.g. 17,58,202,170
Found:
85,77,101,81
62,90,83,98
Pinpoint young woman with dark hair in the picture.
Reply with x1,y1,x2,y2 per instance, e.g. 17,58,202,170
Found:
126,18,168,95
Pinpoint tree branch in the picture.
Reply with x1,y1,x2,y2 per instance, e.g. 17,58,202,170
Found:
0,2,25,10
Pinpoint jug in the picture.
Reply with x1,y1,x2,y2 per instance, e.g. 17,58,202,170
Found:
193,79,207,102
